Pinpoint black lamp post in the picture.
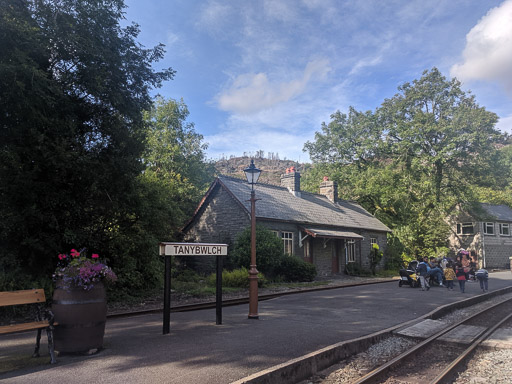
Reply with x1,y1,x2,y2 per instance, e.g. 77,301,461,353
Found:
243,159,261,319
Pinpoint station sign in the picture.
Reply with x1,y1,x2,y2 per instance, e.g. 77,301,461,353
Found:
159,242,228,256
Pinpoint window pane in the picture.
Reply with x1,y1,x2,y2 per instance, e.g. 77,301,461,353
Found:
347,240,355,262
462,223,474,235
282,232,293,255
484,222,494,235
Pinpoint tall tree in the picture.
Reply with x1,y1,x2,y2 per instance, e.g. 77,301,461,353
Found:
303,68,503,259
140,97,214,237
0,0,174,289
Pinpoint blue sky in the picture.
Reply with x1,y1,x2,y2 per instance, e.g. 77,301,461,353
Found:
123,0,512,162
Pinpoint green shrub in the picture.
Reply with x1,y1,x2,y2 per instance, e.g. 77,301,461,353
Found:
275,256,316,282
174,269,202,282
231,225,283,278
206,267,267,288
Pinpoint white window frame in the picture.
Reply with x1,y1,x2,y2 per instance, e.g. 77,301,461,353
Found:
499,223,510,236
483,222,495,235
370,238,377,246
281,232,293,255
346,240,356,263
456,222,474,235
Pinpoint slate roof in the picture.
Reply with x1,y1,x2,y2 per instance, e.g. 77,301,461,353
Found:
215,175,391,233
476,203,512,222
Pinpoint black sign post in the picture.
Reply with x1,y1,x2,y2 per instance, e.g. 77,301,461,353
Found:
159,242,228,335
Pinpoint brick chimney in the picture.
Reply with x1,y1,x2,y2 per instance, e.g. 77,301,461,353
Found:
281,167,301,197
319,177,338,203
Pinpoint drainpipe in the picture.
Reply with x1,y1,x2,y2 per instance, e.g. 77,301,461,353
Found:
481,222,486,268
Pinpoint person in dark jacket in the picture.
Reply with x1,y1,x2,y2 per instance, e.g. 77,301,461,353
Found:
475,268,489,292
455,263,466,293
416,257,430,291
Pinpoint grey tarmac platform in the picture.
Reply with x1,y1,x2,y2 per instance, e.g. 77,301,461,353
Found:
1,271,511,384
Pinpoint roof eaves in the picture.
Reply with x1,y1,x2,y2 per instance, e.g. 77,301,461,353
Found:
181,178,221,233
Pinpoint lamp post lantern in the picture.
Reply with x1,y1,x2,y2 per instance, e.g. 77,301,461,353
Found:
243,159,261,319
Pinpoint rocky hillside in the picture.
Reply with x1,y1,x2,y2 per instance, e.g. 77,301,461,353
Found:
214,155,308,185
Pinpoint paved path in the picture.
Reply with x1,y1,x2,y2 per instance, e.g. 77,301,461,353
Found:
1,271,511,383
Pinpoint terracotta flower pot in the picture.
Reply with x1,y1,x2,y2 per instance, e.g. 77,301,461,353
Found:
52,281,107,353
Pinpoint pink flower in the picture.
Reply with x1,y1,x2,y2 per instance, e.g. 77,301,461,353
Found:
58,254,67,260
70,249,80,258
92,253,99,259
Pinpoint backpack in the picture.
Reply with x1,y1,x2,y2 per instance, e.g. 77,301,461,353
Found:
475,269,488,278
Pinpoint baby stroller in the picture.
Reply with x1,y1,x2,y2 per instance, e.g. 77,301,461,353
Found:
398,260,420,288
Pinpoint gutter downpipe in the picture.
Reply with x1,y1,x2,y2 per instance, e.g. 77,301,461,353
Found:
481,222,487,268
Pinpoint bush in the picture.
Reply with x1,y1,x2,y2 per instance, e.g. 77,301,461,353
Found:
174,269,202,283
231,225,283,278
275,256,316,282
206,267,267,288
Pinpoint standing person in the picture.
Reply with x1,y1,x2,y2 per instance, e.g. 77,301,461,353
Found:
455,263,466,293
416,258,430,291
461,251,471,280
444,261,456,291
475,268,489,292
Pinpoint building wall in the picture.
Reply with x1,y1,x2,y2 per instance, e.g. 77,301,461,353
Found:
183,186,390,276
447,214,512,269
480,226,512,269
258,222,389,276
183,186,251,272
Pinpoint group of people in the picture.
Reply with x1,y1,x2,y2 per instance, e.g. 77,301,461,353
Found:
415,250,489,293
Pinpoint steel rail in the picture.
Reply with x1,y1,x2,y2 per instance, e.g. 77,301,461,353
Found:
430,310,512,384
351,297,512,384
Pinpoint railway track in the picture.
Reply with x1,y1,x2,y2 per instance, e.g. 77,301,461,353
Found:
351,297,512,384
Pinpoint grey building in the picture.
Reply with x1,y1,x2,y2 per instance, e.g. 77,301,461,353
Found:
182,170,391,277
448,203,512,269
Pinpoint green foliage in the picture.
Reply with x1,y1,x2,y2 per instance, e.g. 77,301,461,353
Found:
274,256,317,282
369,244,383,275
230,225,317,282
206,268,267,288
231,225,284,278
175,269,202,283
0,1,219,297
304,68,505,259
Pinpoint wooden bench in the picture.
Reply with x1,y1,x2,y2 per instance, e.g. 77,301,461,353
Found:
0,289,57,364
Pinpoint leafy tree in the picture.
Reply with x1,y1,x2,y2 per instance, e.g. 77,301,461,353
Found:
141,96,214,234
0,0,173,290
303,68,504,259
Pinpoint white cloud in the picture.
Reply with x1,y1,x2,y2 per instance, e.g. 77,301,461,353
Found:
497,113,512,134
451,0,512,92
216,59,331,115
196,1,233,37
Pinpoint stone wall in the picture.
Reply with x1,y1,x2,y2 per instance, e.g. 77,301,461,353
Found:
183,185,250,272
447,215,512,269
183,184,390,275
481,233,512,269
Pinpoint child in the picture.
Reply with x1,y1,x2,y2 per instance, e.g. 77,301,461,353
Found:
475,268,489,292
455,263,466,293
416,258,430,291
444,261,456,291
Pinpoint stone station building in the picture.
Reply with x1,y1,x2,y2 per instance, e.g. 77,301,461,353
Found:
182,169,391,276
448,202,512,269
